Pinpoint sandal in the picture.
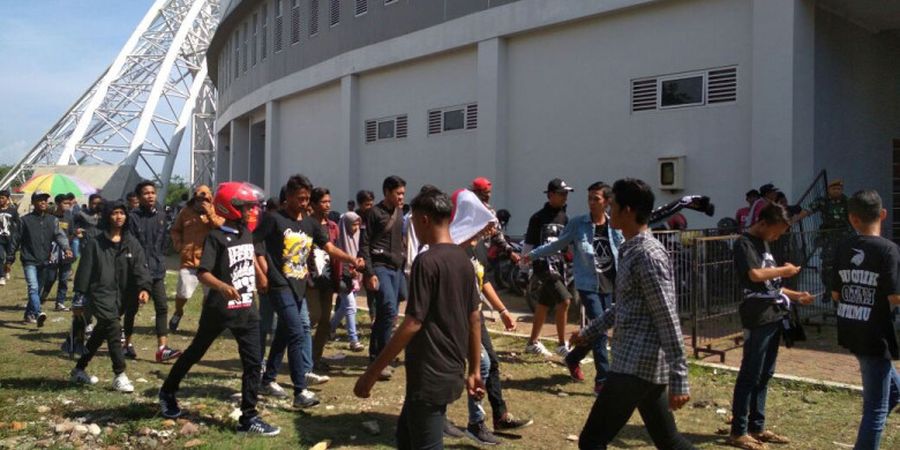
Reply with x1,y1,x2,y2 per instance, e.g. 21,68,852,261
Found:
726,434,767,450
751,430,790,444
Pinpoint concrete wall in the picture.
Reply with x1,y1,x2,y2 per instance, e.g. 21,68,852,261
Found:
814,9,900,231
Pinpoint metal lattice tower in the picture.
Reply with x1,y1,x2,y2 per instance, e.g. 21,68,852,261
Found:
0,0,221,199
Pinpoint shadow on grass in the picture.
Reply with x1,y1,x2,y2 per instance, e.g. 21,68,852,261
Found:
139,381,239,402
64,402,160,425
1,376,72,391
611,423,724,448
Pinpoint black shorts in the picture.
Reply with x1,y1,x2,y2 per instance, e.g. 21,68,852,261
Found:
536,275,572,307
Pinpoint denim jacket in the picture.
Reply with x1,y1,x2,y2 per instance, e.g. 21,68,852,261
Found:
528,213,623,293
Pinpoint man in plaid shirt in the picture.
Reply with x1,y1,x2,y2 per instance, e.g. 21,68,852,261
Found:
571,178,694,450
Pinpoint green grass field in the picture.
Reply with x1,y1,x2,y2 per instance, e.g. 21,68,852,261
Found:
0,269,896,449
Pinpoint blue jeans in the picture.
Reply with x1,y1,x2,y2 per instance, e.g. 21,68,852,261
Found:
23,264,46,318
54,263,73,305
72,238,80,259
854,355,900,450
467,344,491,424
262,289,312,393
731,321,781,436
257,293,276,361
330,291,359,343
566,290,612,384
369,266,403,360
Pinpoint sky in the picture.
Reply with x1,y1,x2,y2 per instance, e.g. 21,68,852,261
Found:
0,0,192,177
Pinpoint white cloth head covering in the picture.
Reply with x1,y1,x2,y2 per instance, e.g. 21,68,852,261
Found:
450,189,498,245
338,211,360,257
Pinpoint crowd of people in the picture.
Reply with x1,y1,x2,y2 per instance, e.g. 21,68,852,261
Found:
0,170,896,449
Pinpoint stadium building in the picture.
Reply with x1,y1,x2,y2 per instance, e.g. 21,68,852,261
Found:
206,0,900,233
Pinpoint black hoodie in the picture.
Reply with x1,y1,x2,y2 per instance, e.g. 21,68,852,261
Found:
74,231,151,321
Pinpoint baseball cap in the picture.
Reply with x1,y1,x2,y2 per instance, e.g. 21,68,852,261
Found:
470,177,492,192
31,190,51,202
545,178,575,194
0,189,9,198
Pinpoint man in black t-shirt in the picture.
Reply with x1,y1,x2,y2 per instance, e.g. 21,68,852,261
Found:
355,187,483,450
158,182,280,436
831,190,900,450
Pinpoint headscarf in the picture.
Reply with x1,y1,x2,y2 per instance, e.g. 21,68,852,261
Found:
338,211,360,257
449,189,498,245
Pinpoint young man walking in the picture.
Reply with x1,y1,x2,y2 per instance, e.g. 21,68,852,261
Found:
831,189,900,450
126,181,182,362
19,191,70,327
570,178,694,450
0,189,20,286
43,193,77,312
354,186,483,450
158,182,280,436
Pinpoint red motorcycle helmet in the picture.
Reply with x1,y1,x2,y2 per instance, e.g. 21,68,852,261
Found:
214,182,265,230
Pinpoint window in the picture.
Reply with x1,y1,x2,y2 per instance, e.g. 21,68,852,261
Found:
274,0,283,52
365,115,408,143
330,0,340,27
260,4,268,59
659,75,703,108
241,22,249,73
428,104,478,135
290,0,300,44
251,14,258,66
309,0,320,35
233,31,240,79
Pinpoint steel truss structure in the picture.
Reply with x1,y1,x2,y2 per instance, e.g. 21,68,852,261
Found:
0,0,221,199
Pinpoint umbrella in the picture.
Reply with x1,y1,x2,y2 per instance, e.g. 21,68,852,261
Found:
18,173,99,198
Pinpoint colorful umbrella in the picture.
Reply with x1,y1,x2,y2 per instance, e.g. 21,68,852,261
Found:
18,173,99,198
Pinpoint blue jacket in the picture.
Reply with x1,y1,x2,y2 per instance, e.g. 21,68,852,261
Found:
528,213,623,293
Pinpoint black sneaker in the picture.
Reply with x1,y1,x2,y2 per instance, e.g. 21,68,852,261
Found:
37,313,47,328
464,421,501,445
443,418,466,439
493,413,533,431
123,343,138,359
158,390,182,419
168,313,182,332
237,416,281,436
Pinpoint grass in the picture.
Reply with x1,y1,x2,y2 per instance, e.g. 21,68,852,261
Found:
0,268,897,449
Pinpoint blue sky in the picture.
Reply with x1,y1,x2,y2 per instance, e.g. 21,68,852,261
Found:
0,0,191,177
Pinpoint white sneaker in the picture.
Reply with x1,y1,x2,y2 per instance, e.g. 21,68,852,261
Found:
305,372,330,385
525,341,553,357
113,373,135,393
0,277,6,286
70,368,99,385
556,344,571,358
261,381,288,398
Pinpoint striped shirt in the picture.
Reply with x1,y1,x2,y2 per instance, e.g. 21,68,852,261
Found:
579,230,689,395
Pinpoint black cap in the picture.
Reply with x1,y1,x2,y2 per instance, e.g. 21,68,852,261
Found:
759,183,779,196
545,178,575,194
0,189,9,198
31,190,51,202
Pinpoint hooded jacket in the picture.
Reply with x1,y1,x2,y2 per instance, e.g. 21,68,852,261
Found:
19,211,69,265
74,231,151,321
128,205,167,279
170,185,224,268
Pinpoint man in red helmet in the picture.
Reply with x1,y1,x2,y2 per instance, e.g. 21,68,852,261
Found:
158,182,281,436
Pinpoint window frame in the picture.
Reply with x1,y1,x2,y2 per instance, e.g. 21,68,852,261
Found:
657,71,706,110
364,114,408,144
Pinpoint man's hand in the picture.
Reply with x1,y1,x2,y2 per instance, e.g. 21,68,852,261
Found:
138,290,150,305
466,373,485,400
257,274,269,294
521,254,531,266
75,228,84,238
219,284,241,301
782,263,801,278
669,393,690,411
795,291,815,305
354,370,378,399
365,275,379,292
509,252,521,264
569,331,587,349
355,258,366,270
200,201,216,216
500,310,516,331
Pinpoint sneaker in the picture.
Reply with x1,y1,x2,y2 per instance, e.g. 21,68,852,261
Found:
566,360,585,382
464,421,501,446
158,390,183,419
524,341,552,357
55,303,70,312
349,341,365,352
0,277,6,286
305,372,330,385
556,343,570,357
24,314,37,324
85,323,94,340
443,418,466,438
293,389,320,409
168,313,182,332
37,312,47,328
493,413,533,431
112,373,135,393
261,381,288,398
123,343,138,360
70,368,99,385
237,416,281,436
378,366,393,381
156,346,183,363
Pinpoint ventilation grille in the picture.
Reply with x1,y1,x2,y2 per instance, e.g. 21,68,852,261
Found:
365,120,377,143
309,0,320,35
356,0,367,15
707,67,737,104
427,110,442,135
290,4,300,44
631,79,657,112
465,104,478,130
260,6,268,59
396,115,408,138
330,0,340,26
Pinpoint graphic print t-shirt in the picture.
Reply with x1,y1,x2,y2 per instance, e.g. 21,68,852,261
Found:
734,233,788,328
832,235,900,360
0,206,18,239
198,226,259,325
254,210,330,298
593,223,616,294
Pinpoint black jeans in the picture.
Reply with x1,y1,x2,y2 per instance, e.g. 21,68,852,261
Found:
161,309,262,423
730,321,781,436
76,317,126,375
579,373,695,450
123,278,168,338
480,318,507,421
396,399,447,450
